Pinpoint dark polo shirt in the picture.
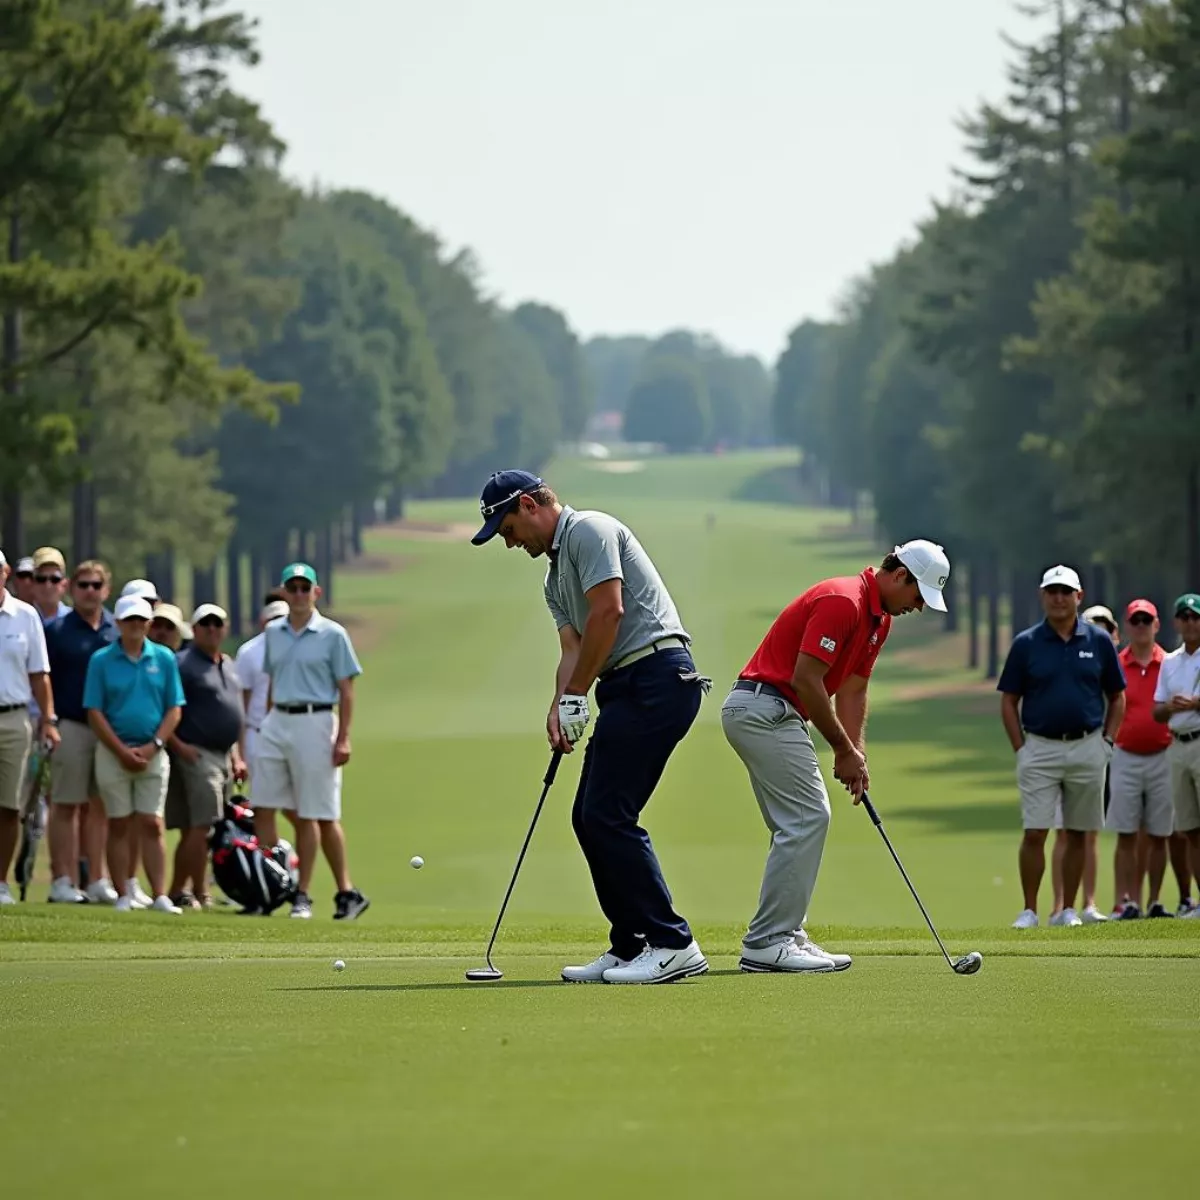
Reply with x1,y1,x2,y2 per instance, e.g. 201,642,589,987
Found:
45,608,118,723
175,644,243,752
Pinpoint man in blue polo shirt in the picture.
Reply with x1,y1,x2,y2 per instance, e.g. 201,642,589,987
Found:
45,560,118,904
83,594,185,913
999,564,1126,929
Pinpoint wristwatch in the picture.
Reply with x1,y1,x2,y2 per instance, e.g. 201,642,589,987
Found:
153,737,164,751
1103,735,1114,748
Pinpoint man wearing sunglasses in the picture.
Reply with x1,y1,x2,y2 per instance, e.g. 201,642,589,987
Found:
12,557,36,606
29,547,71,625
253,563,368,921
472,470,709,985
1108,600,1175,918
1153,592,1200,917
1000,564,1126,929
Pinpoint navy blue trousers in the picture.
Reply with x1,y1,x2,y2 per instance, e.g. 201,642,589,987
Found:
571,647,702,960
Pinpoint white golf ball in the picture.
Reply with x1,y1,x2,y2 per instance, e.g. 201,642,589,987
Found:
333,959,345,972
410,855,424,869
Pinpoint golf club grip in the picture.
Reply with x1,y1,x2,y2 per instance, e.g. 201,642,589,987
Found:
544,748,563,787
861,792,882,826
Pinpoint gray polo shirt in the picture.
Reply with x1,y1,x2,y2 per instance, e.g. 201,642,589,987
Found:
175,645,243,752
543,506,689,674
263,611,362,705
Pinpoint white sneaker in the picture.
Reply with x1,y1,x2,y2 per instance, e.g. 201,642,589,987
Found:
0,882,15,905
793,928,852,971
1012,909,1039,929
740,939,836,974
85,878,119,905
114,896,134,912
1080,905,1108,924
1050,908,1083,927
49,876,86,904
562,952,632,983
602,940,708,984
1186,906,1200,920
127,879,152,909
150,894,182,914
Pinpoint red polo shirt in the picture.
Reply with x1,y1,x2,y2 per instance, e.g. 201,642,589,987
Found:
1116,643,1172,755
739,568,892,717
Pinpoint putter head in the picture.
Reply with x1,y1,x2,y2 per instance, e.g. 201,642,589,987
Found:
952,951,982,975
465,967,503,982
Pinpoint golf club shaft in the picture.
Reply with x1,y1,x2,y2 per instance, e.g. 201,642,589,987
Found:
481,749,563,965
860,792,954,968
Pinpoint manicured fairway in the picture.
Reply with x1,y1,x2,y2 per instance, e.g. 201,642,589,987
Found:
1,451,1195,1198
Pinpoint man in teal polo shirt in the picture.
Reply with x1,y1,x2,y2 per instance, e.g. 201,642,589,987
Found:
252,562,368,921
83,594,185,913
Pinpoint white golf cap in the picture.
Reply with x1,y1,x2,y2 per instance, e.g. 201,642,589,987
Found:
1082,604,1116,628
261,600,289,622
191,603,228,624
120,578,159,601
894,539,950,613
1040,564,1082,592
114,595,154,622
15,556,34,573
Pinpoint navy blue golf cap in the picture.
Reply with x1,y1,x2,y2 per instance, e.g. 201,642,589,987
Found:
471,470,544,545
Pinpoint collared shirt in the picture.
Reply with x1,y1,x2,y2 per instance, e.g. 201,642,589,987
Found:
234,630,271,729
738,568,891,717
0,591,50,706
175,644,243,752
1153,643,1200,733
83,638,185,745
38,600,71,625
997,618,1125,737
29,600,69,717
45,608,118,722
1117,644,1173,754
263,611,361,705
543,505,689,674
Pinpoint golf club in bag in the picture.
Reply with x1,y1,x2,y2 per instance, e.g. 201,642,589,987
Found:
860,792,982,975
15,746,52,902
466,749,563,982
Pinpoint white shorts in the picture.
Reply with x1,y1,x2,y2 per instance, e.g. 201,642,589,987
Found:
95,742,169,819
1106,747,1173,837
251,708,342,821
1019,732,1108,832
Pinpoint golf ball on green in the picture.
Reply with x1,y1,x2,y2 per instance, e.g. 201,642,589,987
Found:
410,855,424,869
333,959,345,971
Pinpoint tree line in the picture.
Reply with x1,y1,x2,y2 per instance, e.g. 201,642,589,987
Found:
1,0,771,630
771,0,1200,672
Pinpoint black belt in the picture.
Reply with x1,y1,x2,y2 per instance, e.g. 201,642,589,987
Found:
274,703,334,714
1024,728,1099,742
1174,729,1200,745
0,703,26,714
733,679,792,704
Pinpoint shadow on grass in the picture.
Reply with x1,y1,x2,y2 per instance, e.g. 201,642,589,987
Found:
278,969,746,993
885,800,1017,834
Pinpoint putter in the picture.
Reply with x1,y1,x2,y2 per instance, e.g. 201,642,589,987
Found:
465,749,563,982
860,792,982,976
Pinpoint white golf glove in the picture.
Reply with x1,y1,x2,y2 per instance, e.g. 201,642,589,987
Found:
557,693,591,745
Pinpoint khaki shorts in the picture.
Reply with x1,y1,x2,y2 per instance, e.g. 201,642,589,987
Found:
95,742,170,820
1018,731,1108,832
1106,747,1173,837
50,718,98,806
0,707,33,812
1169,737,1200,833
165,746,230,831
252,708,341,821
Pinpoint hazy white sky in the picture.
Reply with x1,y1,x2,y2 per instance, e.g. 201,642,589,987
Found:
226,0,1040,363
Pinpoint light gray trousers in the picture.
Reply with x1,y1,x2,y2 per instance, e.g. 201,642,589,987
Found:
721,684,831,949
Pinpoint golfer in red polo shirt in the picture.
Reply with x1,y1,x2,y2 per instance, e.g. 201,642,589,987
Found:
722,540,950,973
1109,599,1175,918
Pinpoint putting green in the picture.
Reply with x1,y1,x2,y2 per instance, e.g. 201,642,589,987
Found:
1,450,1195,1198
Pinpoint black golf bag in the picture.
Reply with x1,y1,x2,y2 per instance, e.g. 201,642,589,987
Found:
209,800,298,914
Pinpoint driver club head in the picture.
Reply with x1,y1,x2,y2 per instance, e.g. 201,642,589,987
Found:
952,951,983,975
465,967,504,983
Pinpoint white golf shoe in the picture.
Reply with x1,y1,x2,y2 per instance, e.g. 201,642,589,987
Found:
1080,905,1108,924
0,882,15,905
49,876,86,904
1049,908,1083,927
1012,909,1039,929
793,928,852,971
114,895,135,912
150,894,182,915
562,952,632,983
126,879,152,909
602,940,708,984
740,939,836,974
85,878,119,905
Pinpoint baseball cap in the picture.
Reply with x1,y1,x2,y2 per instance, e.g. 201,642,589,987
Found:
1082,604,1117,630
261,599,289,622
1040,564,1082,592
151,603,192,637
471,470,544,546
191,603,228,625
280,562,318,586
1125,599,1157,620
14,555,33,575
32,546,66,574
893,539,950,613
115,595,154,622
1174,593,1200,617
121,578,160,602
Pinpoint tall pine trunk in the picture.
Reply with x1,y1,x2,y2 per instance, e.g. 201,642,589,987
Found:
985,560,1001,680
967,557,980,671
226,540,243,635
2,208,22,554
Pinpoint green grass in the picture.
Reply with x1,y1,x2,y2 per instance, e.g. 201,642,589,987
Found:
2,449,1196,1198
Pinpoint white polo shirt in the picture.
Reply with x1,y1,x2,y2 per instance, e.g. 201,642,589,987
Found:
1153,644,1200,734
0,591,50,706
234,631,270,730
